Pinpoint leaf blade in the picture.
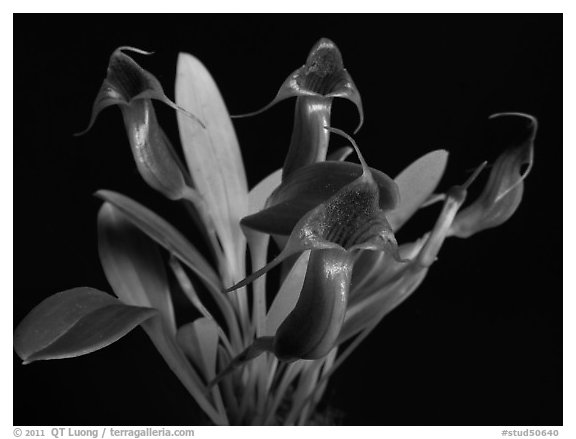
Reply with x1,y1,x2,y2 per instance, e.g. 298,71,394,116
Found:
96,190,220,291
388,150,449,231
265,251,310,336
176,53,248,279
14,287,157,364
97,202,176,334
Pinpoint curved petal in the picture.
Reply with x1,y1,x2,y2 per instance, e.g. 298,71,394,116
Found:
241,161,399,235
273,248,353,361
77,47,202,134
77,47,201,201
234,38,363,133
450,113,536,238
227,129,402,293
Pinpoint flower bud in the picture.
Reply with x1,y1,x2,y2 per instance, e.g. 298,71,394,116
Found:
78,47,202,200
450,113,536,238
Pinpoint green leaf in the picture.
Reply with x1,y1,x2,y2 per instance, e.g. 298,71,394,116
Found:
339,266,429,345
388,150,449,231
177,318,219,380
97,202,176,334
96,190,220,291
14,287,157,364
246,168,283,337
248,168,282,215
176,52,249,281
97,202,227,425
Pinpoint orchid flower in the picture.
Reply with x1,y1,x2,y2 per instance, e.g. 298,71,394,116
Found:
13,39,536,426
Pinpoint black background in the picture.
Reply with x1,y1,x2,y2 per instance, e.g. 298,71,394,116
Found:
14,14,562,426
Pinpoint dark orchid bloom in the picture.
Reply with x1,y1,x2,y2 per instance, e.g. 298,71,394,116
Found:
236,38,363,180
13,39,536,426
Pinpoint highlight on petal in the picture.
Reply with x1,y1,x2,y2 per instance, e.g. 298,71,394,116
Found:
388,150,449,232
327,146,354,161
233,38,363,133
14,287,157,364
210,248,351,384
282,96,332,180
273,248,353,361
450,113,536,238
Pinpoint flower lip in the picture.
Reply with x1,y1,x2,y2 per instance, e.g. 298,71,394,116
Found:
298,38,345,95
107,47,155,103
76,46,203,136
232,38,363,133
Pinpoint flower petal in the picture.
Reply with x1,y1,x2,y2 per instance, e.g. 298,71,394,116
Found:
227,129,403,293
242,161,399,235
388,150,449,231
14,287,157,364
450,113,536,238
273,248,353,361
77,47,202,134
78,47,202,201
176,52,249,284
234,38,363,133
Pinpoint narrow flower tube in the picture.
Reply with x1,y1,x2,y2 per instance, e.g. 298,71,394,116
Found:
450,113,536,238
235,38,363,180
78,47,203,201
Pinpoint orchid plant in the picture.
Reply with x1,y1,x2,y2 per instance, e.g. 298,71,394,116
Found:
13,39,536,426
